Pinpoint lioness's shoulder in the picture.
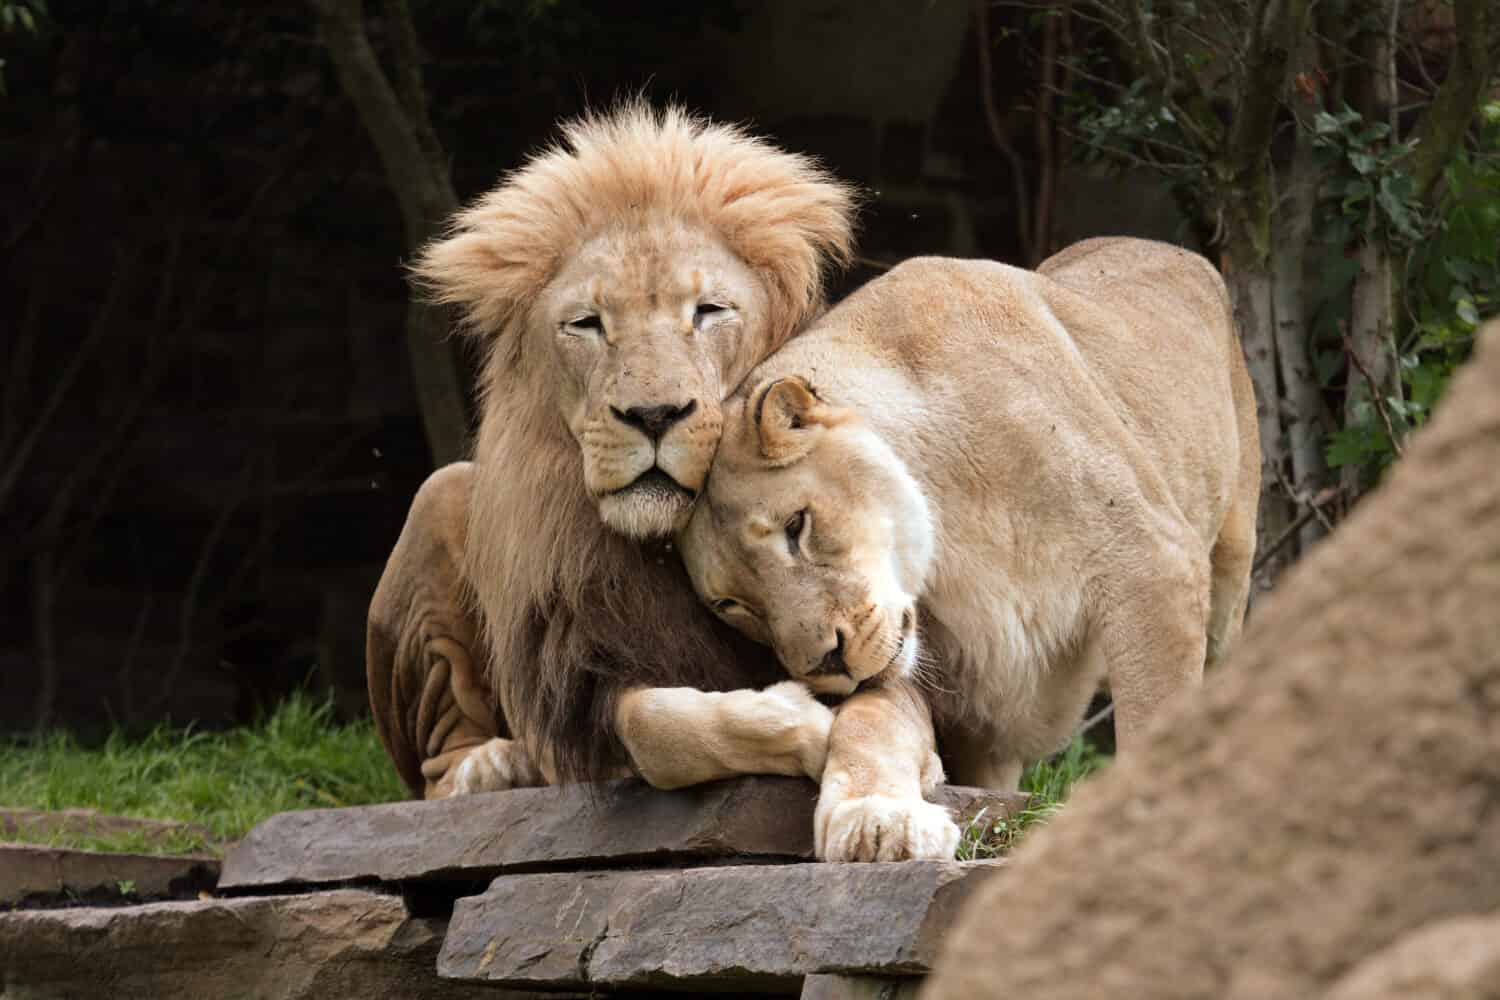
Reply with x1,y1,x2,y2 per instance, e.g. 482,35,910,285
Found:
868,255,1033,308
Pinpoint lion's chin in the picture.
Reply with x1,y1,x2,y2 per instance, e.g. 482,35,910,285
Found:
598,470,696,539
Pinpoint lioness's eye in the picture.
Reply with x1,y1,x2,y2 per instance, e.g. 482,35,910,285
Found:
785,508,809,553
713,597,742,614
565,315,603,334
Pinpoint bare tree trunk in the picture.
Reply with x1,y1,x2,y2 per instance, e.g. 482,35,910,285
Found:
1272,124,1329,550
1342,0,1403,496
1343,235,1401,494
1406,0,1497,202
976,0,1036,265
1033,0,1072,263
310,0,468,467
1225,245,1294,589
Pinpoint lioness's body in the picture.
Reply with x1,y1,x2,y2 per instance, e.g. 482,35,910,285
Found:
684,239,1258,856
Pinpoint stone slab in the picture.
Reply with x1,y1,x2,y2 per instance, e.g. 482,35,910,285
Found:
439,860,1003,992
220,776,1029,890
0,842,219,906
0,888,571,999
801,974,922,1000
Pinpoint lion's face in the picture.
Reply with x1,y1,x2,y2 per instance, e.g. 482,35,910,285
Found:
680,377,936,695
535,224,775,539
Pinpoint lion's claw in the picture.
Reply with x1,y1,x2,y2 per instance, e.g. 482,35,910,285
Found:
449,737,521,796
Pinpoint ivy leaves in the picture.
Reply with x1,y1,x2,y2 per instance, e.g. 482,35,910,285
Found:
1312,105,1426,246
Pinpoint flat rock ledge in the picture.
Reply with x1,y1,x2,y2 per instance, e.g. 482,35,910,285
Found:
0,842,219,907
0,888,573,1000
439,860,1004,993
219,776,1027,890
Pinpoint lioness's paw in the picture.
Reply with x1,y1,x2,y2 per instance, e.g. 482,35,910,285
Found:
450,738,521,796
816,794,961,862
760,680,835,780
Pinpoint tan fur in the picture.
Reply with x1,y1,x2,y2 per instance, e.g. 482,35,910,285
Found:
368,104,857,794
681,238,1260,859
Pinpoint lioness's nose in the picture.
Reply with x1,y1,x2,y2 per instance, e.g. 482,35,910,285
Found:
612,400,697,442
809,629,849,677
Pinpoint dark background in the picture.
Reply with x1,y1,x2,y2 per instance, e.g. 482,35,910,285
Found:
0,0,1184,736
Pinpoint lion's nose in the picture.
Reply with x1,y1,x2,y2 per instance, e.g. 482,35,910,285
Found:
612,400,698,442
809,629,849,677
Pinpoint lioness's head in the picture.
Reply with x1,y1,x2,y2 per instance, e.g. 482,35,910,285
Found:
412,104,855,538
681,376,936,695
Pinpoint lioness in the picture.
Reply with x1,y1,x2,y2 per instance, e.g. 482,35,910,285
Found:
681,239,1260,860
368,104,856,798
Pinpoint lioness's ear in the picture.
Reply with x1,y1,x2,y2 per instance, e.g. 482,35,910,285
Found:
752,376,843,465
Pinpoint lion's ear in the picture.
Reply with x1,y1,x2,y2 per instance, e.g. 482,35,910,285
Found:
752,376,844,465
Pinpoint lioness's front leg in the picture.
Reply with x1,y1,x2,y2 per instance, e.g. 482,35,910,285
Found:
614,682,834,790
816,679,959,862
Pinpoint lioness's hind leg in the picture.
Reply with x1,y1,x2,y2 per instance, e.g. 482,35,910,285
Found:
1206,492,1256,670
368,463,510,799
1099,551,1211,752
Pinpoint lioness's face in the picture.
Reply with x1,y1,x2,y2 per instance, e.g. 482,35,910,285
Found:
536,224,773,539
680,378,935,696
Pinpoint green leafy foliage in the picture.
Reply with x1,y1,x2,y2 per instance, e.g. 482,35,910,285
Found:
957,734,1109,860
0,694,405,856
0,0,45,94
1311,105,1427,246
1324,101,1500,473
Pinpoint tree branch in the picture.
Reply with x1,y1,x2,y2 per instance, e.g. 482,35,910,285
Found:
308,0,455,244
381,0,445,165
1407,0,1497,201
1223,0,1311,264
976,0,1036,264
1344,333,1406,459
307,0,467,466
0,249,132,513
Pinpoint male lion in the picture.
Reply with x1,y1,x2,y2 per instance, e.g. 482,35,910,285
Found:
368,104,856,798
680,239,1260,860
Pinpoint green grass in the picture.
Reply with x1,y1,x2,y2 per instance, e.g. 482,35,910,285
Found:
0,694,405,856
956,734,1110,860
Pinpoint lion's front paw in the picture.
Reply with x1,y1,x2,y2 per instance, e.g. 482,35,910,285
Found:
449,737,522,796
816,794,961,862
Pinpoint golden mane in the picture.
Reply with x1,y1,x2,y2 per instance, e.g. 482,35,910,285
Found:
411,101,855,345
409,103,857,781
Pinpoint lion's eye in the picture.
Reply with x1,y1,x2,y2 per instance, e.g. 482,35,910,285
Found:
785,509,809,553
713,597,751,617
565,315,603,335
693,303,729,328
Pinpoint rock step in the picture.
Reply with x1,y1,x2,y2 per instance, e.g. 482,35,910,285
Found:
0,888,573,999
219,776,1028,890
0,843,219,907
439,860,1004,993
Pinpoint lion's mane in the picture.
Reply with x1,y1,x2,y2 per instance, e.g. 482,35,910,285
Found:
412,103,856,780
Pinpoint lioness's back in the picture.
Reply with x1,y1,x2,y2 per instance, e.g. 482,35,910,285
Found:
816,243,1248,550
